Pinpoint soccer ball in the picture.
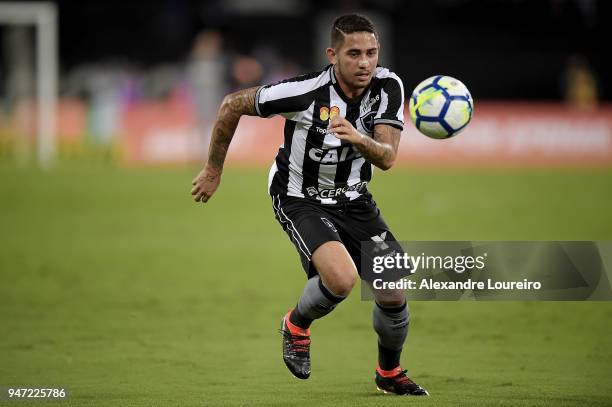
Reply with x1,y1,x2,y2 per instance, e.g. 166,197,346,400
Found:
408,75,473,139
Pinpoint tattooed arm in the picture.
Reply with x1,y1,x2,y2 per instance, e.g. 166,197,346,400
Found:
191,87,259,202
329,117,401,170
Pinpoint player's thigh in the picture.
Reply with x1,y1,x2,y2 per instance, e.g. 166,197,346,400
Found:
335,201,407,306
335,200,402,272
311,241,358,296
272,196,354,287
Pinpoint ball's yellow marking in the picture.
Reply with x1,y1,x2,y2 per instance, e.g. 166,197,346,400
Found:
413,87,444,112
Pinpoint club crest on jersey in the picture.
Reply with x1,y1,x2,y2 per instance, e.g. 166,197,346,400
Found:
360,111,376,133
320,106,340,121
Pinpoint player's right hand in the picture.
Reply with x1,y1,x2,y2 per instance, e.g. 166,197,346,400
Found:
191,166,221,203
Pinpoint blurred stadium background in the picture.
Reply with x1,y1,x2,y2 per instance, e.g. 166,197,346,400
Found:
1,1,611,406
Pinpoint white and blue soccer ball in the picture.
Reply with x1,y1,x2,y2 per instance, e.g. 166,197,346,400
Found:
408,75,473,139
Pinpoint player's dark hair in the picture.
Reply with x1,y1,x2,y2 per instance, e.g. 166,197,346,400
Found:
331,14,377,49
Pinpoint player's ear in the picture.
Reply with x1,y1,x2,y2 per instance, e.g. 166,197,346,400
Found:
326,47,337,64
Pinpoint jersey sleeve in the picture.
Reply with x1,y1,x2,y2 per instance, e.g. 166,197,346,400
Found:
373,74,405,130
254,72,324,120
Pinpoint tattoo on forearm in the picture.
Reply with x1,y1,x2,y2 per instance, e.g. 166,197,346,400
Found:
206,86,259,170
205,173,218,182
354,125,401,170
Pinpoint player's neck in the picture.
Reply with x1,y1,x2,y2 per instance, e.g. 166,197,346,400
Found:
334,66,366,100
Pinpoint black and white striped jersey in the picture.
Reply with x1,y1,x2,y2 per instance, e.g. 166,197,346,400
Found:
255,64,404,205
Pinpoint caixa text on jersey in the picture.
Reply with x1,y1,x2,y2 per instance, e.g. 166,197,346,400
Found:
308,145,362,164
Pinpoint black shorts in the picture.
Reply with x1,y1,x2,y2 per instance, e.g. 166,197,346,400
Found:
271,194,403,280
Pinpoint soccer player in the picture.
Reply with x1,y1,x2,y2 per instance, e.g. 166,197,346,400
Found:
191,14,428,396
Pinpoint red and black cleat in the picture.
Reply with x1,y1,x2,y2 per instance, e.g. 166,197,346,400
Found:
279,311,311,380
375,367,429,396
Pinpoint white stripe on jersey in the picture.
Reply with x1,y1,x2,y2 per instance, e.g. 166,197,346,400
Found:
256,71,328,121
317,86,346,194
345,157,367,201
286,103,314,198
374,88,389,121
323,86,346,150
292,101,315,135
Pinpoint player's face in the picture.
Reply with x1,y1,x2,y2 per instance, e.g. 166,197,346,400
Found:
328,32,379,93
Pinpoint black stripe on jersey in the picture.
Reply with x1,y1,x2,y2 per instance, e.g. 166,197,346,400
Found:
374,77,404,130
301,87,330,197
332,140,354,187
369,77,384,111
333,100,361,187
344,99,361,124
270,120,297,194
360,158,372,183
260,89,318,119
359,83,377,184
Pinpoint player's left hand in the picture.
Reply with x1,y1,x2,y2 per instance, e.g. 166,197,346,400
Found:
330,116,364,144
191,165,221,203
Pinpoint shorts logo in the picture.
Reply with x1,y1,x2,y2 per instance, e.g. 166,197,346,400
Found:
320,106,340,122
370,231,389,252
321,217,337,232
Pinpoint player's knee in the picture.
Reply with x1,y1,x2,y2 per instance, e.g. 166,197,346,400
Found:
325,268,358,297
376,298,405,308
371,280,406,307
375,290,406,308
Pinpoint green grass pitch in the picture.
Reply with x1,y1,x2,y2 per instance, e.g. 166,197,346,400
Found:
1,164,611,406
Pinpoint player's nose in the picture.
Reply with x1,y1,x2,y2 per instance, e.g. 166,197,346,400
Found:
358,58,371,70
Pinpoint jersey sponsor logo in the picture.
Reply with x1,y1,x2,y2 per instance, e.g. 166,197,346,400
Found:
319,105,340,122
306,181,368,199
308,145,362,164
314,126,332,135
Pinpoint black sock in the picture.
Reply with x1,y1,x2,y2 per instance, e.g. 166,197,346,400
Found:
289,305,313,329
378,343,402,371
